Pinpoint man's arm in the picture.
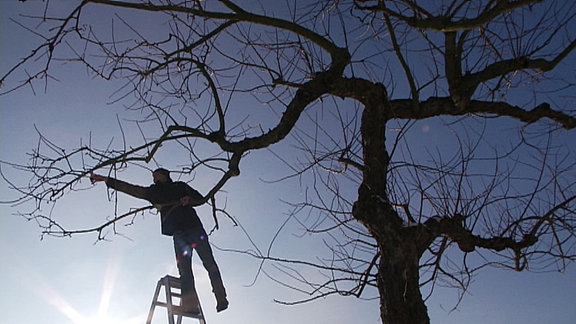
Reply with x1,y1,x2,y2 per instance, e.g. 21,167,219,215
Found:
90,174,151,201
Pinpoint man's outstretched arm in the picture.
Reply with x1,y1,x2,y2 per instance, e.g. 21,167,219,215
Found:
90,174,150,201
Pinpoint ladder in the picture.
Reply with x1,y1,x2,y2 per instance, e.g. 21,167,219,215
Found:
146,275,207,324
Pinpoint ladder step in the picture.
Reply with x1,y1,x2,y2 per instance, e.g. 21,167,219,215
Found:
171,307,204,319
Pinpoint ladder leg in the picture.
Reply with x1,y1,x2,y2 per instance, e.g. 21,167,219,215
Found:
164,276,176,324
146,279,163,324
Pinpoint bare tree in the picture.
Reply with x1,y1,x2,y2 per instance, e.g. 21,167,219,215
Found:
2,1,575,323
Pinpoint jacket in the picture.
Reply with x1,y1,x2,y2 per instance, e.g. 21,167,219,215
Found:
106,178,204,236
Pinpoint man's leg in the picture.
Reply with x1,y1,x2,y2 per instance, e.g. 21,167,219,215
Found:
173,232,200,314
193,229,229,312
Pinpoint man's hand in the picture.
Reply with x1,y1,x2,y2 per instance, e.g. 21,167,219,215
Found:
90,174,108,184
180,195,191,206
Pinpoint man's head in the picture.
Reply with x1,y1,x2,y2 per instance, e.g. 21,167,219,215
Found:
152,168,172,184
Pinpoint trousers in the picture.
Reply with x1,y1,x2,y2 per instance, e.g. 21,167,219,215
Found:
172,227,227,304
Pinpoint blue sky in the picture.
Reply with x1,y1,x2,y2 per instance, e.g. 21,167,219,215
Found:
1,1,575,324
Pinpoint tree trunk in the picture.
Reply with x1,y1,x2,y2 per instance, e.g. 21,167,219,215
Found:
354,193,430,324
353,89,430,324
377,239,430,324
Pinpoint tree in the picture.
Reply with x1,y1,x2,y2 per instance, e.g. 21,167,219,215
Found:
1,1,575,323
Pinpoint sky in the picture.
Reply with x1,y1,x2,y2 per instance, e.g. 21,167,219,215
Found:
1,1,575,324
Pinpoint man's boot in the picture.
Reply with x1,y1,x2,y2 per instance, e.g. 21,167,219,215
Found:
214,290,229,312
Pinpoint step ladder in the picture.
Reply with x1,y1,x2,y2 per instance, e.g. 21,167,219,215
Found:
146,275,207,324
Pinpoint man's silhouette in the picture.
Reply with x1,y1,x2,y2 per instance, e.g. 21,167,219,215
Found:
91,168,228,314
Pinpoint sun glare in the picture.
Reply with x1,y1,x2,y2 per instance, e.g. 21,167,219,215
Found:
77,315,125,324
75,313,146,324
19,247,147,324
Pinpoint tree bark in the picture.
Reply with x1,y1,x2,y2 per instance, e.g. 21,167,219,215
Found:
354,190,430,324
354,193,430,323
378,239,429,324
351,87,430,323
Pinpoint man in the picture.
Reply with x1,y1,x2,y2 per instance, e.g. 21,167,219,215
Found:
90,168,228,314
